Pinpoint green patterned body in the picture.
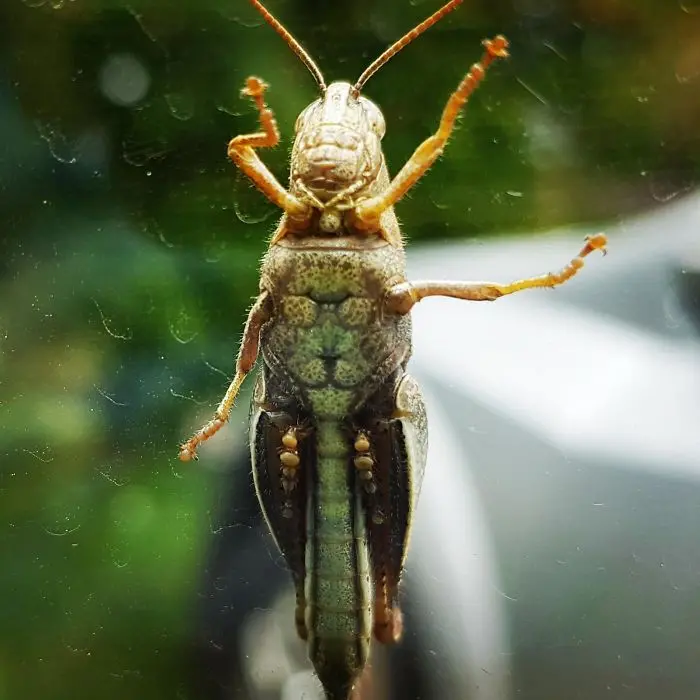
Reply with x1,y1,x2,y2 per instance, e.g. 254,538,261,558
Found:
249,232,426,699
259,234,412,413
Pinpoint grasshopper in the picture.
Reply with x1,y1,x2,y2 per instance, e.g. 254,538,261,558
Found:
179,0,607,697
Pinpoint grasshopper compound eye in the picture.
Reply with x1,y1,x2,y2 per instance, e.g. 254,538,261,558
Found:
179,2,608,697
358,96,386,139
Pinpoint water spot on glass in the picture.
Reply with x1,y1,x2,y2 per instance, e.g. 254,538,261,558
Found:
169,388,208,405
216,100,246,118
233,197,274,225
35,121,78,164
515,77,548,106
203,240,227,263
125,3,167,49
165,91,195,121
65,644,90,655
92,300,133,340
169,309,199,345
112,553,129,569
43,513,81,536
217,4,265,27
122,135,170,167
679,0,700,13
233,170,276,225
648,173,694,203
94,385,129,407
23,0,71,8
99,53,150,107
213,576,228,591
542,41,567,61
429,194,449,210
202,358,230,380
23,448,54,463
143,218,175,248
96,465,128,487
676,67,700,84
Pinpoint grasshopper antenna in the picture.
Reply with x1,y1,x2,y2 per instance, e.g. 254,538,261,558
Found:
249,0,327,92
354,0,464,93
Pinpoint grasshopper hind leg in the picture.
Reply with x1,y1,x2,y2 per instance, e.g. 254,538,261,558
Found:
250,385,311,642
356,373,428,646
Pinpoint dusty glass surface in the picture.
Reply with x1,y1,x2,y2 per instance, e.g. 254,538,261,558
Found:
1,1,699,699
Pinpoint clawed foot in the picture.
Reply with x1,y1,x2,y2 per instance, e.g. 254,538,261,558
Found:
241,76,268,100
483,35,509,60
582,232,608,257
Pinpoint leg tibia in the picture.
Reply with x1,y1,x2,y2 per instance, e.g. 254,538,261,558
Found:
178,292,272,461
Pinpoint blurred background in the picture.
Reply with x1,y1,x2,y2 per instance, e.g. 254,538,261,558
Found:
1,0,699,699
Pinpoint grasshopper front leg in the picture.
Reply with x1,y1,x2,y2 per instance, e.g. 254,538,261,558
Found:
384,234,607,314
179,291,272,461
228,77,311,222
351,35,509,232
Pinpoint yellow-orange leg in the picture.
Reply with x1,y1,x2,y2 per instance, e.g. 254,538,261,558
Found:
179,292,272,461
352,36,509,231
384,233,607,315
227,77,310,220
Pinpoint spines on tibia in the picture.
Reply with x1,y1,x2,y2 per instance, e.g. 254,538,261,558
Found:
306,419,372,700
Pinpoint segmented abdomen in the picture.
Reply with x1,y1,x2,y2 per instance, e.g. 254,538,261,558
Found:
305,419,372,700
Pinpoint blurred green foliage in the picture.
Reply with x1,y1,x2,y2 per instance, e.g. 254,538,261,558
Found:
0,0,698,698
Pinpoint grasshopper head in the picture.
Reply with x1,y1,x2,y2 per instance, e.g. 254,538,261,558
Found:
250,0,469,233
291,82,385,210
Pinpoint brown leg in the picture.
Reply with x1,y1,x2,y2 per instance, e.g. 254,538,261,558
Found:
373,585,403,644
228,77,311,220
353,430,402,644
350,659,376,700
179,292,272,461
351,36,509,232
384,233,607,315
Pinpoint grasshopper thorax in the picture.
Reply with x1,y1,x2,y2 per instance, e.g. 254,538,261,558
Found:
290,82,386,232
